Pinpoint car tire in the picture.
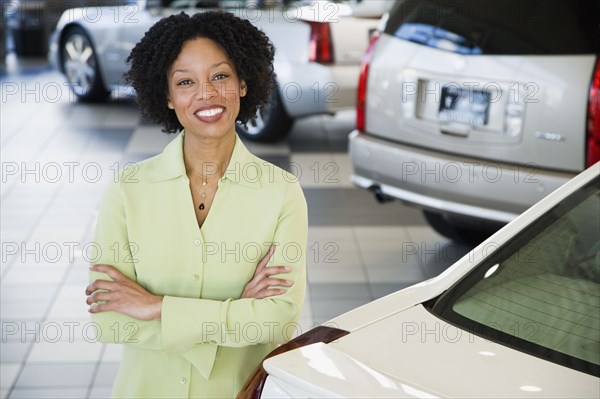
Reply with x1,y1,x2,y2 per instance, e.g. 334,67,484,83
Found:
236,89,294,142
423,210,500,246
61,26,111,102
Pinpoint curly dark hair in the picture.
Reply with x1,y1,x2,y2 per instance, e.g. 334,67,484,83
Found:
124,11,276,133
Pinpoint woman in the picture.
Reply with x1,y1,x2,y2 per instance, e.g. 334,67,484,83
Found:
85,11,307,398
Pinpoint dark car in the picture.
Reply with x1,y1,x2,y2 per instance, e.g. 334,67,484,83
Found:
5,0,134,57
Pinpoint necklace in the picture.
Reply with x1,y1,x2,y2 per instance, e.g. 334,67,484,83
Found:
199,176,208,211
190,158,230,212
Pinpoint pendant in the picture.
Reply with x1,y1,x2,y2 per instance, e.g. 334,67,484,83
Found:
199,203,205,210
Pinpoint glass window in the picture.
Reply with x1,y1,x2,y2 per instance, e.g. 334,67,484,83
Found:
431,176,600,376
384,0,600,55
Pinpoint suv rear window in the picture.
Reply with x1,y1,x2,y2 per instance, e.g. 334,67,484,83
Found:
384,0,600,55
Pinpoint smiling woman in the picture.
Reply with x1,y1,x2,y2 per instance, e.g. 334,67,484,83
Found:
85,11,308,399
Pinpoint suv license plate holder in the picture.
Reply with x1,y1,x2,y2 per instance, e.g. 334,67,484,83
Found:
438,86,491,126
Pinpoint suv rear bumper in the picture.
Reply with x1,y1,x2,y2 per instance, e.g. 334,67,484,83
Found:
349,131,576,223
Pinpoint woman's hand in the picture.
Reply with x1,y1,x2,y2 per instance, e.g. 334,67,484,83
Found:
86,264,163,321
241,245,293,299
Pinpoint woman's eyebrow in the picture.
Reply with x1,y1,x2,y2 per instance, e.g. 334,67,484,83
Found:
170,62,231,77
170,68,189,77
209,61,231,70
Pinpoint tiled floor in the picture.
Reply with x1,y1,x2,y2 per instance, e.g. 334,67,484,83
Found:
0,56,471,398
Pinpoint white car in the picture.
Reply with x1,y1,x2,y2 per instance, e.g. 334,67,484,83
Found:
48,0,389,141
240,162,600,398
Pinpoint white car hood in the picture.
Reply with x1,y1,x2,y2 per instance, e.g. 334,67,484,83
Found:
263,305,599,398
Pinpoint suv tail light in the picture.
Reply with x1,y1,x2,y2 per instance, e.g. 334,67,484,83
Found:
307,21,334,63
356,32,380,132
586,57,600,167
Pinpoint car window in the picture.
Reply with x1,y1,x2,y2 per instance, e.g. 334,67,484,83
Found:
384,0,600,55
431,176,600,376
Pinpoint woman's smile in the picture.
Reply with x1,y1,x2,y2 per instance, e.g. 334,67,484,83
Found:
194,105,225,122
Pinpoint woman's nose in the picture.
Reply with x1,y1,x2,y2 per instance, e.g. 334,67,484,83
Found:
195,82,218,101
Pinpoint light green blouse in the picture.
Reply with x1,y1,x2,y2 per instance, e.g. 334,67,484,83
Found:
89,132,307,398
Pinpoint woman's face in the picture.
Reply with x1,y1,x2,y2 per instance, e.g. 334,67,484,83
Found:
166,37,247,139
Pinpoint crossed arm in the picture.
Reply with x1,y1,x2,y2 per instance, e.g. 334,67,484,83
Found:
85,244,293,321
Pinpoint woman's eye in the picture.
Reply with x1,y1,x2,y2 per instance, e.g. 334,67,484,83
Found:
213,73,228,80
176,79,193,86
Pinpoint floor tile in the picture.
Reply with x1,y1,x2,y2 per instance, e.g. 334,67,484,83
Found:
257,155,292,174
308,226,356,243
8,387,88,399
99,103,141,129
310,298,372,320
0,320,48,343
0,342,31,364
0,285,57,304
85,128,135,155
290,153,353,188
307,264,367,284
13,363,95,388
0,302,49,320
241,139,290,156
405,225,446,245
27,340,103,364
0,364,21,390
125,125,174,154
358,248,405,268
100,344,122,363
307,245,364,270
64,263,90,285
304,188,426,226
45,285,89,320
365,262,426,284
369,283,412,299
354,225,413,242
88,386,112,399
309,283,371,300
92,362,120,387
1,265,69,286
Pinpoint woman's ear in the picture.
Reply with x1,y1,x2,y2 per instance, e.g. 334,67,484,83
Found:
240,80,247,97
167,96,174,109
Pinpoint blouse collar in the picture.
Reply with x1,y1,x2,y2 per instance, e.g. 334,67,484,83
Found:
148,131,262,189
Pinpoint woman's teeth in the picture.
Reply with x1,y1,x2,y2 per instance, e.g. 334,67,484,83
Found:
196,108,224,117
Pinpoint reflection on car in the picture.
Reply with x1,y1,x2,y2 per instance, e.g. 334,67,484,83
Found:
239,162,600,398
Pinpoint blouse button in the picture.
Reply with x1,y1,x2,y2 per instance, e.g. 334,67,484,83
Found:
192,274,200,281
194,239,201,246
179,377,187,384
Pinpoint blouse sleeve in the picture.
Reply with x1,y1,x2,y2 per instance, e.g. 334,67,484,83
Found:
89,178,163,350
160,180,308,356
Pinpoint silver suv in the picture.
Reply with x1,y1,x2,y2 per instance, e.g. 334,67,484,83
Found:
350,0,600,243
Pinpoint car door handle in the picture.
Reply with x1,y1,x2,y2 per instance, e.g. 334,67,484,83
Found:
440,123,471,137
